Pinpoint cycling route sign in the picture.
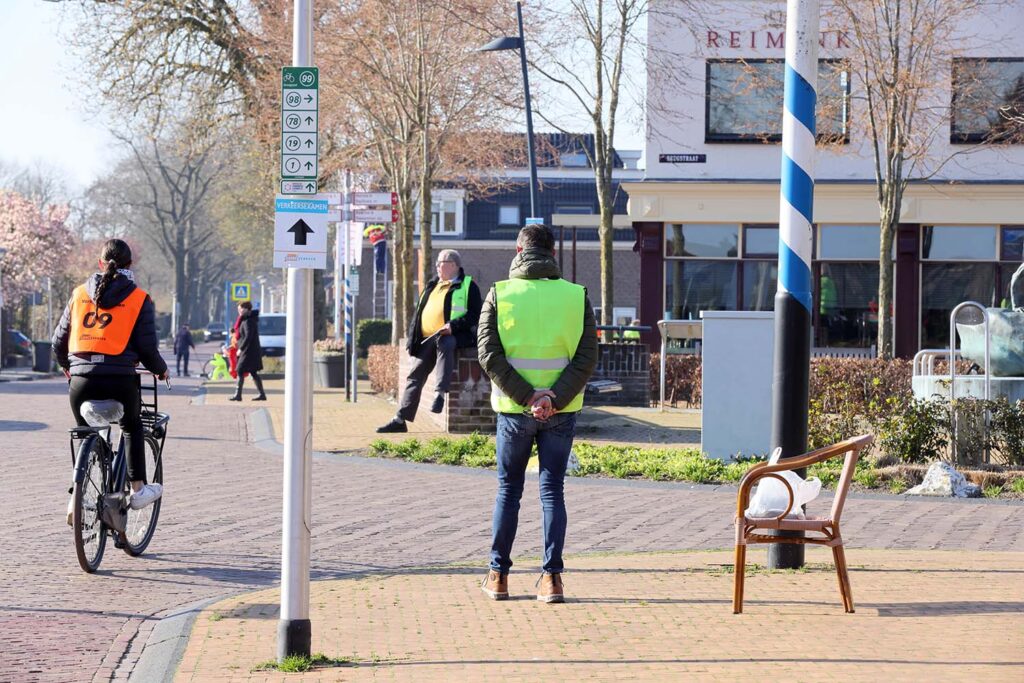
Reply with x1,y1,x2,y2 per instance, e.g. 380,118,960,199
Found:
280,67,318,195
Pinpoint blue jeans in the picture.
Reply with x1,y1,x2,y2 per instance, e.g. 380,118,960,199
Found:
490,411,577,575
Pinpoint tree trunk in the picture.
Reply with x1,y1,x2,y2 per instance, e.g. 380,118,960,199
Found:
877,209,896,360
597,180,615,331
390,237,403,344
419,128,433,293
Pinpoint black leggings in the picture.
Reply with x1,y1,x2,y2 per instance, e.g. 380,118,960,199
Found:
69,375,147,482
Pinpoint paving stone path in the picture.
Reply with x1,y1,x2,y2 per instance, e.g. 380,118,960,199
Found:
1,376,1021,681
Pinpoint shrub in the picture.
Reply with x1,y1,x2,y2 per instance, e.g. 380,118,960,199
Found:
990,398,1024,466
949,398,996,467
313,338,345,355
357,319,392,355
648,353,702,407
367,344,399,397
873,395,948,464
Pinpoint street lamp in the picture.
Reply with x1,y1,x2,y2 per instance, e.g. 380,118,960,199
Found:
479,1,539,220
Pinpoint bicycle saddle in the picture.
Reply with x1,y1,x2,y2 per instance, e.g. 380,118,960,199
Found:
81,400,124,427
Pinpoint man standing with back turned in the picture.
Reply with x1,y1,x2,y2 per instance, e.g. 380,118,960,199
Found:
477,224,597,603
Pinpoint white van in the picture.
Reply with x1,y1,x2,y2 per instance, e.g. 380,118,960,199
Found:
258,313,287,357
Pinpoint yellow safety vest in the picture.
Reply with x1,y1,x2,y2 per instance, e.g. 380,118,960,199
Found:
449,276,471,320
491,278,586,414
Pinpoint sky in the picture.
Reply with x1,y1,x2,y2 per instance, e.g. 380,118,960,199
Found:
0,1,646,194
0,1,117,191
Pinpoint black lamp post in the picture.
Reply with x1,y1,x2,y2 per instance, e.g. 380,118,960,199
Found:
479,1,539,220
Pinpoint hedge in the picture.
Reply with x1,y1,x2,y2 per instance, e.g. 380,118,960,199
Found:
367,344,399,397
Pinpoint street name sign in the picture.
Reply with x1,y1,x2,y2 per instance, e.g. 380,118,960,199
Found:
352,191,398,206
274,195,330,269
352,208,399,223
280,67,319,195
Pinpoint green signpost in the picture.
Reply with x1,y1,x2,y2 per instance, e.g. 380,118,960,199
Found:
280,66,319,195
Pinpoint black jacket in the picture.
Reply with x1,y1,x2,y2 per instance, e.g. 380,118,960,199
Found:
236,309,264,374
173,329,195,355
52,274,168,377
405,268,482,356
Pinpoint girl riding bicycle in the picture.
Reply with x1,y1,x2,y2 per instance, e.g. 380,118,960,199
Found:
52,239,169,522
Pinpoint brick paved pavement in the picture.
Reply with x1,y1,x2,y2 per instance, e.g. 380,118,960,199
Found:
1,376,1022,682
178,548,1024,682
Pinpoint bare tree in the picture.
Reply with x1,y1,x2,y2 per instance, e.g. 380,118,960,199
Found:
829,0,1022,357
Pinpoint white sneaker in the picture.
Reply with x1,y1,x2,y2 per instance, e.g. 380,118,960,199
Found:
66,496,75,526
129,483,163,510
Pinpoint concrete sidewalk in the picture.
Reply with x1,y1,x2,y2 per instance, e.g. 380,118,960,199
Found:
201,378,702,451
176,547,1024,682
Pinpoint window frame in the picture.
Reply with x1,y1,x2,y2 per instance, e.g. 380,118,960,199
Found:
949,57,1024,145
704,58,851,144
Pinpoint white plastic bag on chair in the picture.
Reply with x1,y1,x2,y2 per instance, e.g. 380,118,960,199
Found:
744,448,822,519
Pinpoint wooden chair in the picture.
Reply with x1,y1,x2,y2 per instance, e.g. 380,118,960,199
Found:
733,434,874,614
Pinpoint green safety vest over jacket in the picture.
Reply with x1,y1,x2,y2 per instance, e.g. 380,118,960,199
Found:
490,277,586,414
449,276,471,320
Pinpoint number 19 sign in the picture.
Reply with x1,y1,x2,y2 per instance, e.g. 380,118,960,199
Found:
280,67,319,195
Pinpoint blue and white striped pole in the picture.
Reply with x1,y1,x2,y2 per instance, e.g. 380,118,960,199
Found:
770,0,819,570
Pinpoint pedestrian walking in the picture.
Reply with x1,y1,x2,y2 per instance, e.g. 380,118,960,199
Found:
173,324,195,376
477,224,598,603
377,249,482,432
229,301,266,401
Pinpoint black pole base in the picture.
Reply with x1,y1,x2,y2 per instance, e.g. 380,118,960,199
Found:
278,619,311,660
768,538,805,569
769,291,812,570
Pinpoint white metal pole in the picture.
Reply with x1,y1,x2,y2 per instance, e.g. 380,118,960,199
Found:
279,0,314,661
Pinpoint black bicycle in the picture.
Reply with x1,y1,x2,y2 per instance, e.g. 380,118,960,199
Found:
68,374,170,573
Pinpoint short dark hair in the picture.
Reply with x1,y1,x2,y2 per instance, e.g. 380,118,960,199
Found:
517,224,555,252
238,301,252,310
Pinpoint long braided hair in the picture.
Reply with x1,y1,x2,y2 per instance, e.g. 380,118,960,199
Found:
93,239,133,304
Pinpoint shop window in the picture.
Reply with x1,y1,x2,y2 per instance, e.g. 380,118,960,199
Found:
921,263,998,348
742,261,777,311
743,225,779,257
664,260,738,319
816,263,880,348
951,58,1024,144
665,223,739,258
818,225,880,260
705,59,850,143
922,226,997,260
1000,225,1024,261
498,204,520,226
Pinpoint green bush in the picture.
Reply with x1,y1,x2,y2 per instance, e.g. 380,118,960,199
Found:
356,319,392,355
990,398,1024,466
873,395,948,464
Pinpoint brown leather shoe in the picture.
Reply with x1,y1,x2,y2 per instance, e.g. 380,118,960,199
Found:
481,570,509,600
537,573,564,603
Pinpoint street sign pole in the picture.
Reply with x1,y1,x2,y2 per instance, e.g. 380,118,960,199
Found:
279,0,314,662
769,0,819,571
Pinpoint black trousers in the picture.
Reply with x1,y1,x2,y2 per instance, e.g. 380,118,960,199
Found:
398,334,456,422
176,350,190,376
235,371,265,397
69,374,147,482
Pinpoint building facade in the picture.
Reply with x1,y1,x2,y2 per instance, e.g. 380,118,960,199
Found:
628,0,1024,357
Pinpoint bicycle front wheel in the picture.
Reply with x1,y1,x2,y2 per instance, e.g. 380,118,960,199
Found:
121,435,163,556
73,435,108,573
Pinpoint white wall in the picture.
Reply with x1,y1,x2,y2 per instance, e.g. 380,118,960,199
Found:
645,0,1024,182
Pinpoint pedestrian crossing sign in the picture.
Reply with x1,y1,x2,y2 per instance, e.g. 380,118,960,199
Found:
230,283,251,301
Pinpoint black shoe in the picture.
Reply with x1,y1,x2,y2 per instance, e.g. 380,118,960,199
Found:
229,394,242,402
376,418,408,433
430,393,445,414
252,394,267,401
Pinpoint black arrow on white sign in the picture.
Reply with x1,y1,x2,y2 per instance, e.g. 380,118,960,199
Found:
288,219,314,246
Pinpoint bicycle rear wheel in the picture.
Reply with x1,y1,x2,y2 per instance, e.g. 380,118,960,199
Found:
73,435,108,573
202,358,214,379
121,434,163,556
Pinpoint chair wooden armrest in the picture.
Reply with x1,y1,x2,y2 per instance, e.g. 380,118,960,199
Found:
736,466,796,522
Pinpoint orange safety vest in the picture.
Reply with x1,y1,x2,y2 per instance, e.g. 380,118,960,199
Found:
68,284,147,356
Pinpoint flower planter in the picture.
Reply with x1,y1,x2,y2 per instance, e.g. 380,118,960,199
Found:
313,354,346,388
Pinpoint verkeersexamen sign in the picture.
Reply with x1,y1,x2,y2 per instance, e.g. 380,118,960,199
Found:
280,67,319,195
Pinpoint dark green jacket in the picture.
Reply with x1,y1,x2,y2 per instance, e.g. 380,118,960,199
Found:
477,249,598,411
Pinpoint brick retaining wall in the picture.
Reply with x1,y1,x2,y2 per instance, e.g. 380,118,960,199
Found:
589,342,651,407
